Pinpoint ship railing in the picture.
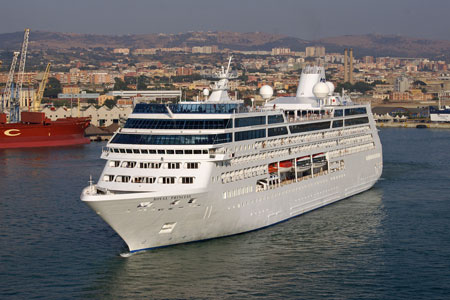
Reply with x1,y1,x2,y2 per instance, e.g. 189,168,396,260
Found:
286,113,332,123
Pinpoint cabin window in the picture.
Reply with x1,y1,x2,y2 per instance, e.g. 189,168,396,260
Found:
268,126,288,137
268,115,284,124
332,120,343,128
180,177,195,184
160,177,176,184
186,162,199,169
344,117,369,126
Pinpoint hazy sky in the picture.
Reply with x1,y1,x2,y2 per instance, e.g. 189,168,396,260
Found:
1,0,449,40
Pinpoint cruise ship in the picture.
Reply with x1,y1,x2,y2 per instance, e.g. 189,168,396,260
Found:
81,61,383,253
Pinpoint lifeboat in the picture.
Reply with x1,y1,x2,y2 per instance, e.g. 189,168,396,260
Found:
296,156,311,172
279,160,293,172
268,163,278,174
312,153,327,168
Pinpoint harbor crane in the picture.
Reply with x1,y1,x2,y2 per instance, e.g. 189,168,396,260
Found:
10,28,30,123
1,51,20,115
33,63,51,111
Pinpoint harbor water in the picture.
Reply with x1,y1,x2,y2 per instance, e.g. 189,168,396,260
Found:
1,128,449,299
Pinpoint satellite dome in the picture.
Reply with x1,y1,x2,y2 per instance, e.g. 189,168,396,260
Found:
202,88,210,96
325,81,335,95
259,85,273,100
313,82,330,98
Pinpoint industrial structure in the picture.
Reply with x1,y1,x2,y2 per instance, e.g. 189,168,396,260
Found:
343,48,354,84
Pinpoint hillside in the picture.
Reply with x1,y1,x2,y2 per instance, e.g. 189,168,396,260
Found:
0,31,449,59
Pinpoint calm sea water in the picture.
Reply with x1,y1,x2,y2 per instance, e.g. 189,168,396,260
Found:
1,128,450,299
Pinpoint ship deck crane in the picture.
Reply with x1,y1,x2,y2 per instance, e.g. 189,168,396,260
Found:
10,28,30,123
34,63,51,111
1,51,20,114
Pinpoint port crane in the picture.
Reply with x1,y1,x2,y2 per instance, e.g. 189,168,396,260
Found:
9,28,30,123
1,51,20,115
33,63,51,111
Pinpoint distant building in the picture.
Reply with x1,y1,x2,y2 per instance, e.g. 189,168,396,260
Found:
271,48,291,56
192,46,218,54
176,67,193,76
395,76,411,92
113,48,130,55
133,48,157,55
305,46,325,57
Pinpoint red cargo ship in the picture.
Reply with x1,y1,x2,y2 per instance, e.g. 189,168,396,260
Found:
0,111,91,149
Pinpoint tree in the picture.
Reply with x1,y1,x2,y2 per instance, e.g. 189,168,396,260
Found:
43,77,62,98
103,99,117,108
113,77,128,90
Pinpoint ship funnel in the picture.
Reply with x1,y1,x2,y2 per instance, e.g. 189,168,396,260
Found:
295,66,326,98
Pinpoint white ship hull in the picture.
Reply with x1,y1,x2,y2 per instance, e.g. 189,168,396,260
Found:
82,142,382,252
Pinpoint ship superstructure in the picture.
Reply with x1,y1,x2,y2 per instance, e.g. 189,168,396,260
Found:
81,63,383,253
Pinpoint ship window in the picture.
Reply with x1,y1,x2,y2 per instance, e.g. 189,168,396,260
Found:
141,149,148,154
133,176,156,183
119,149,126,153
344,117,369,126
344,107,367,116
121,161,136,168
110,133,232,145
133,149,140,154
149,149,157,154
167,162,180,169
160,177,176,184
109,161,120,167
126,149,132,154
334,109,343,117
103,175,114,182
332,120,343,128
194,150,201,154
180,177,194,184
268,126,288,137
124,118,233,129
167,150,175,154
203,150,208,154
158,150,165,154
176,150,183,154
268,115,284,124
115,175,131,183
186,162,199,169
235,129,266,141
235,116,266,128
185,150,193,154
290,121,331,133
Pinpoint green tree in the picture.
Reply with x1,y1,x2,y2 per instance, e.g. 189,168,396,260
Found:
113,78,128,90
43,77,62,98
103,99,117,108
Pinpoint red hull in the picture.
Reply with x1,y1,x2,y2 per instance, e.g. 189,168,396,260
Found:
0,115,91,149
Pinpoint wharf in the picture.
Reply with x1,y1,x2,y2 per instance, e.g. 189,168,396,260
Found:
376,121,450,129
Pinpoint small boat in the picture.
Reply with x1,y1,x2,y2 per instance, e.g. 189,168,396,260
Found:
296,156,311,172
279,160,293,172
312,153,327,168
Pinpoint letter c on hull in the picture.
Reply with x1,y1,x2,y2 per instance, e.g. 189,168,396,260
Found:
4,129,21,136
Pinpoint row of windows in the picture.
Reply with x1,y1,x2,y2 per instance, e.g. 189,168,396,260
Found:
268,126,288,137
235,129,266,141
344,107,367,116
290,121,331,133
223,186,254,199
235,116,266,127
107,148,209,155
268,115,285,124
344,117,369,126
133,103,241,114
124,118,233,130
111,133,232,145
105,175,195,184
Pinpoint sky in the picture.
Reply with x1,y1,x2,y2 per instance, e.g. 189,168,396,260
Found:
1,0,449,40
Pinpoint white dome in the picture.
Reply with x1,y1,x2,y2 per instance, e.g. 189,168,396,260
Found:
202,88,210,96
259,85,273,100
313,82,330,98
325,81,335,95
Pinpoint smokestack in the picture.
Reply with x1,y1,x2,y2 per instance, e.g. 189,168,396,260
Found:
349,48,354,84
344,48,348,82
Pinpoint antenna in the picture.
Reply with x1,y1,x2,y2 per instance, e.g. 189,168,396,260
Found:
226,55,232,75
